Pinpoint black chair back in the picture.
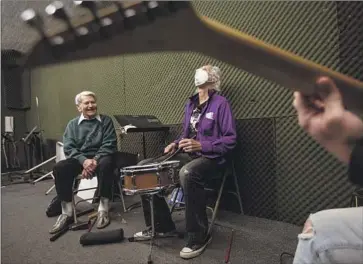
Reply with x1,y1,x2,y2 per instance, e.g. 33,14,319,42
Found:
114,151,139,169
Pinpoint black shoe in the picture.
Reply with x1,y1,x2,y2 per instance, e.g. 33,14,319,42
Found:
46,196,62,217
179,233,212,259
49,214,73,234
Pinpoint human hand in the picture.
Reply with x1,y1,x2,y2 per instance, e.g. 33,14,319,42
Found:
81,168,93,179
179,138,202,153
164,143,177,154
83,159,97,174
293,76,363,163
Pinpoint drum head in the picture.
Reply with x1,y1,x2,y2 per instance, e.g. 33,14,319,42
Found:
121,163,158,174
122,164,155,170
121,160,180,174
158,160,180,167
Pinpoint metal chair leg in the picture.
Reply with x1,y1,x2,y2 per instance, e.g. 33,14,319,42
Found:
116,181,127,213
71,190,78,224
32,171,53,184
71,178,80,224
170,186,185,213
231,160,244,214
207,170,227,236
43,173,56,195
45,184,56,195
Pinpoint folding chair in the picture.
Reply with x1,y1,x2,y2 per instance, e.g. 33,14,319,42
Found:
350,187,363,207
44,141,66,195
170,154,244,236
71,151,139,223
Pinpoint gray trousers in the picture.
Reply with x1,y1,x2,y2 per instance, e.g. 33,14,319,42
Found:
138,152,219,239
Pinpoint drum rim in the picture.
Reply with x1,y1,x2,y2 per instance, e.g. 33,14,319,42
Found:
121,160,180,171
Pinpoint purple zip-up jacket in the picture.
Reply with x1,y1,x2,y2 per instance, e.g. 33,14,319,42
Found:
174,90,237,163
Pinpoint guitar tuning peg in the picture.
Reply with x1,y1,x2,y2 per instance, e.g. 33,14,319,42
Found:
113,1,137,30
74,0,114,39
20,9,46,38
21,9,67,58
48,36,68,58
74,0,96,11
141,1,160,21
45,1,91,49
46,1,78,37
45,1,67,21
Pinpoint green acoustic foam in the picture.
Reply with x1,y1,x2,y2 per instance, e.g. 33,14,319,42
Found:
275,116,355,225
234,118,278,220
336,1,363,81
29,57,126,140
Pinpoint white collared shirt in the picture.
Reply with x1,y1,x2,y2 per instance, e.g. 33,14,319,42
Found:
78,114,102,125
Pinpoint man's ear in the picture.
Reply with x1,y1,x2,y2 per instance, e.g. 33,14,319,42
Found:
76,105,82,113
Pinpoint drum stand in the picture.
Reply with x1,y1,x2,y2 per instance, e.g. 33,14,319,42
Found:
144,191,158,264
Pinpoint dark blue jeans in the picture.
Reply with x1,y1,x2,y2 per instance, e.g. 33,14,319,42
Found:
139,153,219,239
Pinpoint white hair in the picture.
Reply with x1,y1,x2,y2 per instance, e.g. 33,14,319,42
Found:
211,66,221,91
75,91,96,105
194,65,222,93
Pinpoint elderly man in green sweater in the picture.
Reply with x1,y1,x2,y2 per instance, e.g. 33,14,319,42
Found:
49,91,118,234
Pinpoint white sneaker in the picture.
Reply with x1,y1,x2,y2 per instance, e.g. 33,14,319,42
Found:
180,235,212,259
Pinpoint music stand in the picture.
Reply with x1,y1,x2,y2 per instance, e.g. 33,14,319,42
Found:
113,115,170,159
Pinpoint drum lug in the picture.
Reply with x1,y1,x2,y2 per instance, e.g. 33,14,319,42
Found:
132,175,136,189
169,169,174,181
156,172,161,186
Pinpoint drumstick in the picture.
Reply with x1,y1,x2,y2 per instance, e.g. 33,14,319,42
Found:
225,229,234,263
161,135,197,163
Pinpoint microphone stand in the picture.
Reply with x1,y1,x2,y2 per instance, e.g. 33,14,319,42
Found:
21,126,51,182
1,132,23,186
21,97,50,184
35,96,45,163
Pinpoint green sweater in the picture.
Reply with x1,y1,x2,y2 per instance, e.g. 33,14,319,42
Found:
63,114,117,165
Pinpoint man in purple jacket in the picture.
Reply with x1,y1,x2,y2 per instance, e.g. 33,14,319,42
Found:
133,65,237,259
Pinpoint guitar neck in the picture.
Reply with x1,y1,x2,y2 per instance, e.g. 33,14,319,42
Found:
23,1,363,114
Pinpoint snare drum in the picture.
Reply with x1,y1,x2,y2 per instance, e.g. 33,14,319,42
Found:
120,160,180,195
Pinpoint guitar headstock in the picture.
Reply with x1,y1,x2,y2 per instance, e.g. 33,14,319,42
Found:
21,1,191,63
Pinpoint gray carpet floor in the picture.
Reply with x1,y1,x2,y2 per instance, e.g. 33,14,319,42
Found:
1,180,300,264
